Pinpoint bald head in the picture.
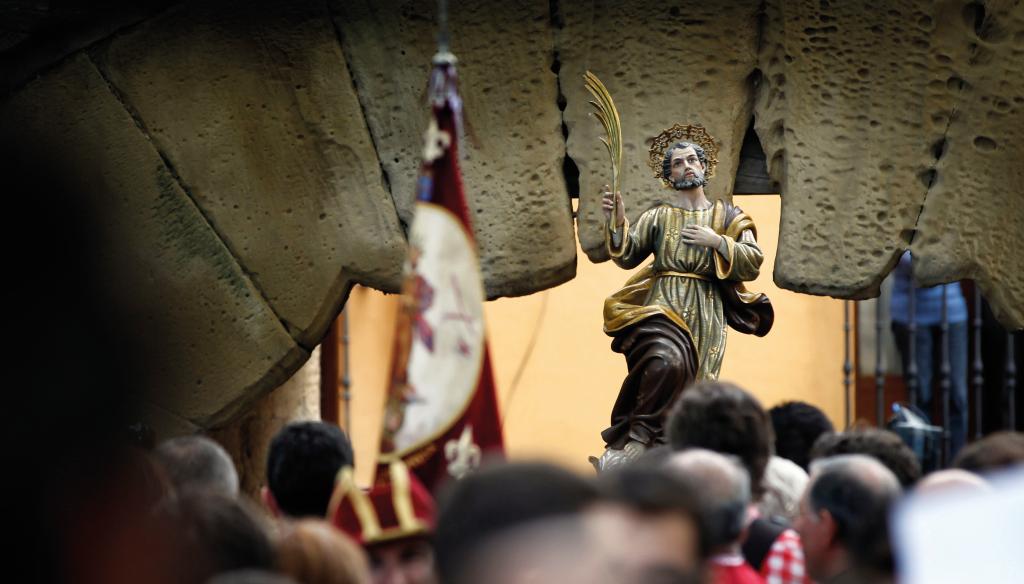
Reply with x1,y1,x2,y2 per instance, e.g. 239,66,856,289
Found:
665,449,750,550
916,469,990,495
809,454,901,496
667,449,750,503
800,455,901,580
155,435,239,497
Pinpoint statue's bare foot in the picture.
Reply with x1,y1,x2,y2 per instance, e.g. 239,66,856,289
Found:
589,440,647,473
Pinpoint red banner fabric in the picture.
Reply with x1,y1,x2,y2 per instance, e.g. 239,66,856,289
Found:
376,56,504,492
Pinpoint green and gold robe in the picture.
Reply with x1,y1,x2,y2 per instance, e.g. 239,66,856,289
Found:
604,199,769,380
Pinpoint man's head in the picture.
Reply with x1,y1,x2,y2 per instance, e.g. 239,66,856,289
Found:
794,455,901,582
661,142,709,190
664,449,750,553
433,462,598,584
365,537,436,584
207,571,299,584
667,380,774,498
164,490,276,584
589,465,708,583
952,431,1024,475
263,421,354,518
915,468,990,495
453,515,601,584
154,435,239,497
769,401,835,472
810,428,922,488
276,519,370,584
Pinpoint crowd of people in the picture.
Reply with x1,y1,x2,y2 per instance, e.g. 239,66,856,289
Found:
46,382,1024,584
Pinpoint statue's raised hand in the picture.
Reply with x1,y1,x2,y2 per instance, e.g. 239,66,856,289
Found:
601,185,625,228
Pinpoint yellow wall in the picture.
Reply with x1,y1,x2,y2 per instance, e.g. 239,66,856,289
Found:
340,285,397,485
341,195,847,484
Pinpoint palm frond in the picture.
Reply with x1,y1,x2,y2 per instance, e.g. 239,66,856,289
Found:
583,71,623,197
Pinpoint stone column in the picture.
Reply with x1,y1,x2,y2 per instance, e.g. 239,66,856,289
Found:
211,347,322,498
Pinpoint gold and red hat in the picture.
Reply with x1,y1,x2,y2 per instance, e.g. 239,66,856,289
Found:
327,460,435,546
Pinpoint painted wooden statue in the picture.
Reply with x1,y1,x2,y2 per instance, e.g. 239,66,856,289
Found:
585,73,774,469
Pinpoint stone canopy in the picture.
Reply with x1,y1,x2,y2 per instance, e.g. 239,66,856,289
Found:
2,0,1021,431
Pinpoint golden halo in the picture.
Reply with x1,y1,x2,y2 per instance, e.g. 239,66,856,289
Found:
647,124,719,187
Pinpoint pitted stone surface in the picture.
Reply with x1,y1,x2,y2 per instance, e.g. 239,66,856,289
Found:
97,1,406,346
756,0,1023,327
560,0,762,261
755,0,943,299
912,1,1024,328
0,54,307,427
331,0,576,298
4,1,1023,437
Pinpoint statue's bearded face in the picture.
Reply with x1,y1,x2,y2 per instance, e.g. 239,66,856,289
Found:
668,146,708,190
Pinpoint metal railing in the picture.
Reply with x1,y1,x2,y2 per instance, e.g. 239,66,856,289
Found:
845,254,1020,468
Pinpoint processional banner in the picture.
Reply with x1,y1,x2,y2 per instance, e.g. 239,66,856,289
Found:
377,52,504,491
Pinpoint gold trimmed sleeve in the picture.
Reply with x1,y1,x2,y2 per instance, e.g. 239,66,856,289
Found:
718,228,763,281
606,206,660,269
714,234,738,279
710,203,763,282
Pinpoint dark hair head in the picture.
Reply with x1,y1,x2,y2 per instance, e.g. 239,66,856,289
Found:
810,429,921,488
155,435,239,497
952,431,1024,474
769,401,835,472
808,455,901,575
661,141,709,181
598,465,711,559
666,381,774,498
433,461,598,583
165,490,275,583
266,422,354,518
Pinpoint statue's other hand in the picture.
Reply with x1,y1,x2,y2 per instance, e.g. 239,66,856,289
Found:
601,185,625,228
